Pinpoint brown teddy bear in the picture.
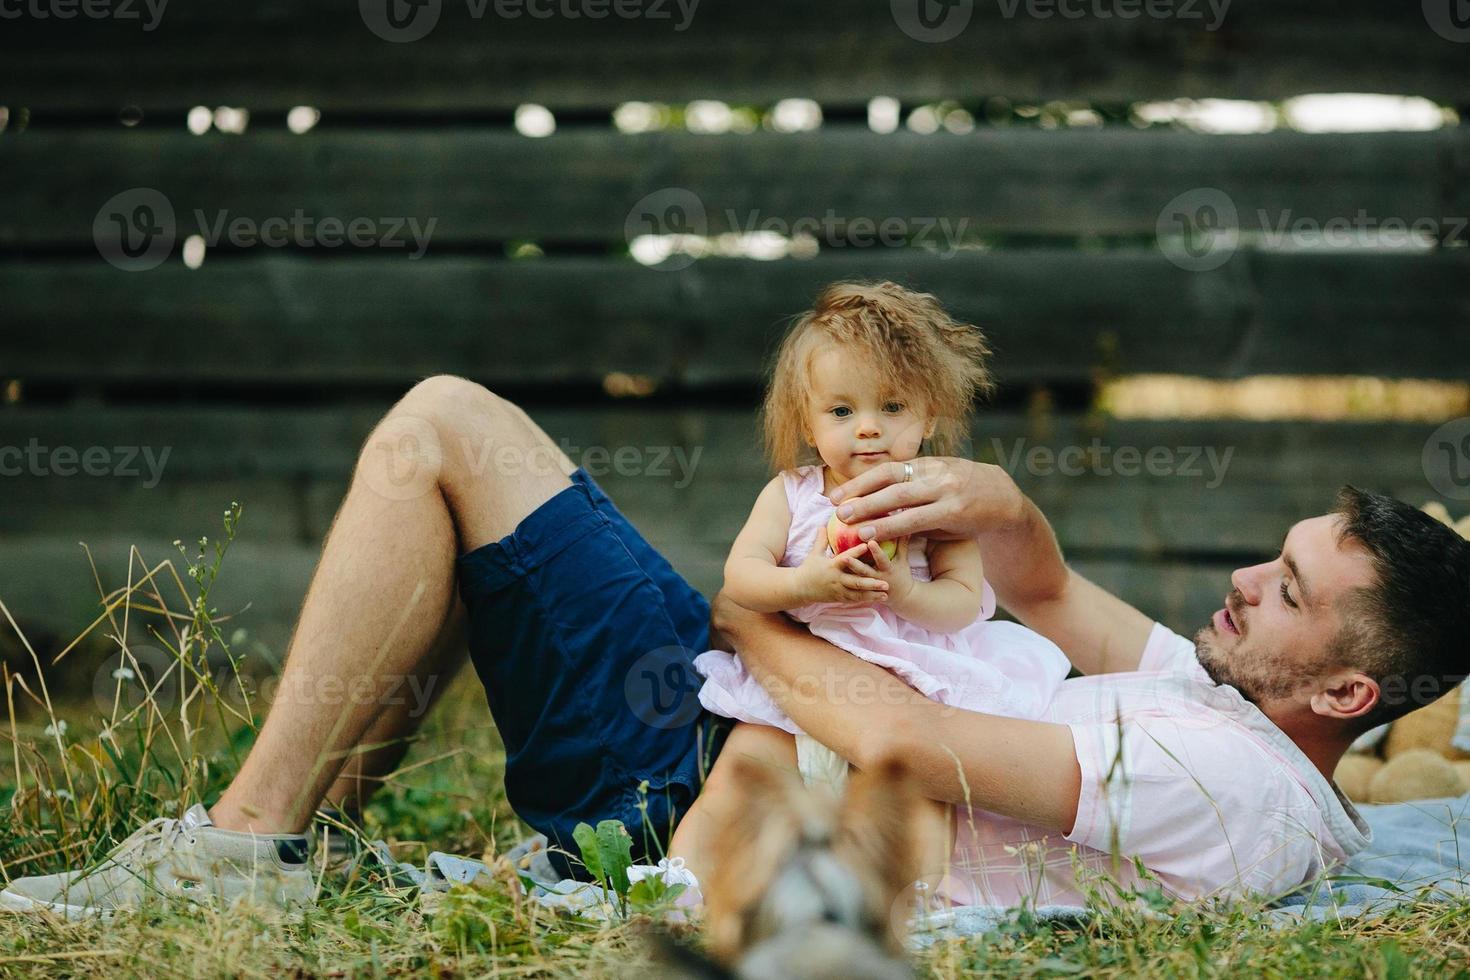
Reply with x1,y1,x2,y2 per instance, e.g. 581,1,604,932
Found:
1332,503,1470,804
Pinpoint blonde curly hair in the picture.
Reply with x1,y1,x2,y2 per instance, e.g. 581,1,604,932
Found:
762,281,995,472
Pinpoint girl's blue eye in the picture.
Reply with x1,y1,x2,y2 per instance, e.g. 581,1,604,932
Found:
832,407,852,418
883,402,904,413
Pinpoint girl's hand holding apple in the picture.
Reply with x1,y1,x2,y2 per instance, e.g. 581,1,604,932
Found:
795,528,890,605
860,536,914,607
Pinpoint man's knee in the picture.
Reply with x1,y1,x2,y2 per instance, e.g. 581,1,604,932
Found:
352,376,507,501
384,375,522,471
400,374,506,430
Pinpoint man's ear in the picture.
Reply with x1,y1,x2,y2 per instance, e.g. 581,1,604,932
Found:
1311,671,1380,723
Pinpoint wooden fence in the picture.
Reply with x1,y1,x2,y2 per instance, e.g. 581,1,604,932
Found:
1,0,1467,659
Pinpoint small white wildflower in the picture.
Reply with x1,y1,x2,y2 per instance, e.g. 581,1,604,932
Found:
112,666,136,681
54,789,73,801
44,719,68,738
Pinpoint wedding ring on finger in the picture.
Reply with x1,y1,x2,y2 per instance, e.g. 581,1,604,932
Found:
903,462,914,483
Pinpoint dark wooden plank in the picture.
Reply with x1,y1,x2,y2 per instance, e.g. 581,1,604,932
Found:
3,251,1467,386
1070,558,1236,638
2,129,1463,246
0,535,1230,657
2,537,323,656
0,477,307,541
0,406,1445,485
0,406,1453,555
0,0,1465,111
4,405,1454,650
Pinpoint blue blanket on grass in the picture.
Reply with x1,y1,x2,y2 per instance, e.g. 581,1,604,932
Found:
911,792,1470,942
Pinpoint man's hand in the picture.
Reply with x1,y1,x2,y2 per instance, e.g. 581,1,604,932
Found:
712,597,1083,833
830,457,1155,676
828,458,1023,542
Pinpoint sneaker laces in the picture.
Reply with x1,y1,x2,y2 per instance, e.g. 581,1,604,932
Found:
94,816,198,873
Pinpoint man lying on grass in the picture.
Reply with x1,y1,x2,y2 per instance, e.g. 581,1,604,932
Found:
3,375,1467,918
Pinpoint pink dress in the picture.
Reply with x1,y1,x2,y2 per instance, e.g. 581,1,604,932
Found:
695,465,1072,734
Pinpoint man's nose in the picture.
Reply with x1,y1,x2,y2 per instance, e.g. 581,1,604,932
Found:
1230,563,1270,604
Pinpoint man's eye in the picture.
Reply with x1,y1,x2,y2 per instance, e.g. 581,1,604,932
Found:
1280,581,1298,609
831,407,852,418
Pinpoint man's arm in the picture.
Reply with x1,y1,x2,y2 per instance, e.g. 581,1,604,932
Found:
713,595,1082,833
830,459,1154,676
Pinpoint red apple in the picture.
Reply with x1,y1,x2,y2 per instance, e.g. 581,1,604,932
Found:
827,512,899,563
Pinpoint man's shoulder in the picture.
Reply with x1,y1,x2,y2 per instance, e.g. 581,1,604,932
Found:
1136,622,1201,674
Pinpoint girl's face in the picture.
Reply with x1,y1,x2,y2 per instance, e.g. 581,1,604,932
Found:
805,346,934,481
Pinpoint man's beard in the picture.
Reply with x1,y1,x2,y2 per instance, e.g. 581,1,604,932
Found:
1192,625,1303,705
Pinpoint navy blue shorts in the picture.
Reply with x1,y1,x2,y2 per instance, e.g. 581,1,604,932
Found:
457,469,727,878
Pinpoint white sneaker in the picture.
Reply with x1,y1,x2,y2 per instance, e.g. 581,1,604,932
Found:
0,804,316,920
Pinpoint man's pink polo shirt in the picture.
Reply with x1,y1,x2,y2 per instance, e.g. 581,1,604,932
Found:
940,623,1370,907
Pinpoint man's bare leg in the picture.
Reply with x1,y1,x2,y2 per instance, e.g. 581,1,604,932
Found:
210,376,574,834
319,602,467,818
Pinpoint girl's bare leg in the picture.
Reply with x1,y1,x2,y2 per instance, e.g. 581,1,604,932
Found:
669,722,797,883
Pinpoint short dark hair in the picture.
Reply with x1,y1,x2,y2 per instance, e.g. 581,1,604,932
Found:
1332,486,1470,730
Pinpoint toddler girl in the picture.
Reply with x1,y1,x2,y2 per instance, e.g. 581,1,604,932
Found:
668,281,1071,883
